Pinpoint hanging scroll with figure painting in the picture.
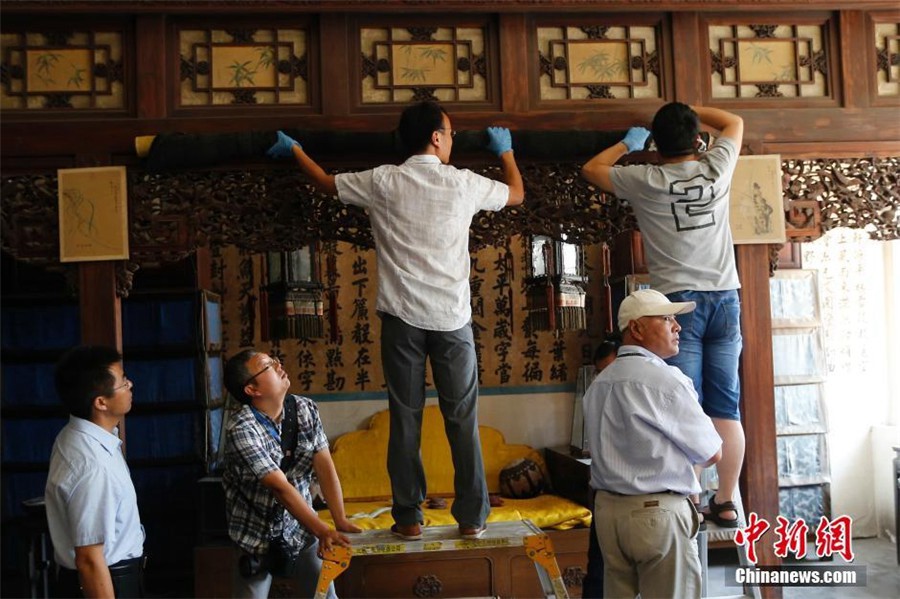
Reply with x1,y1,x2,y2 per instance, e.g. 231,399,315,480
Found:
729,155,786,245
58,166,129,262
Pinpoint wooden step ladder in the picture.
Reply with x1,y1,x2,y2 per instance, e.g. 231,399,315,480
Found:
315,519,569,599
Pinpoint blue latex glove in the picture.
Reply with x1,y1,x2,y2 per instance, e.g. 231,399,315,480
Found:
266,131,300,159
485,127,513,157
622,127,651,153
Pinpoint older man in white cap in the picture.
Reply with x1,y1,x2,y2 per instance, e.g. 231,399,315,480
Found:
582,289,722,599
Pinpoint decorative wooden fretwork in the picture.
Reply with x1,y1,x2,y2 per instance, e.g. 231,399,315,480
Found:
358,21,490,104
0,29,125,110
562,565,586,589
412,574,442,598
2,158,898,270
708,21,831,99
874,19,900,97
178,26,309,107
536,22,661,101
782,157,899,242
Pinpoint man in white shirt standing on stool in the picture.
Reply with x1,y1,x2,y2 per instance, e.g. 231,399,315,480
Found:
267,100,525,541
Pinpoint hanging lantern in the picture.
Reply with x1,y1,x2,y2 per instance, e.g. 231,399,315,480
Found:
261,245,325,340
525,235,588,332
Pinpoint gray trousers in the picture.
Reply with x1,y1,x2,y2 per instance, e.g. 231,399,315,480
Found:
594,491,701,599
231,540,336,599
380,312,490,528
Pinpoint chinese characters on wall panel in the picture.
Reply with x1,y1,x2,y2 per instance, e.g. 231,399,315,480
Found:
215,237,603,397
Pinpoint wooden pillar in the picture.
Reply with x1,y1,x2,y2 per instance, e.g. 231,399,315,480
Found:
736,244,782,599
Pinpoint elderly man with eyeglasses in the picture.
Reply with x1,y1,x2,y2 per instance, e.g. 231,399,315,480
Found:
222,349,359,599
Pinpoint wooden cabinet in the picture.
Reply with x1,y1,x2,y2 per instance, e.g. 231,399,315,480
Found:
195,528,590,598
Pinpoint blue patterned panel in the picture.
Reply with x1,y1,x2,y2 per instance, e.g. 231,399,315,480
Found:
779,484,828,529
1,361,60,406
1,304,79,350
127,358,197,404
775,384,826,434
123,297,195,346
777,434,829,485
125,412,197,459
1,418,67,462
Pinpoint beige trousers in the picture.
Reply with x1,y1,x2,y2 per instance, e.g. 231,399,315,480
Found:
594,490,702,599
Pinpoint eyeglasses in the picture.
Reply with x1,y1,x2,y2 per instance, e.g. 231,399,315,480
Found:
244,356,281,386
437,127,457,138
113,377,133,392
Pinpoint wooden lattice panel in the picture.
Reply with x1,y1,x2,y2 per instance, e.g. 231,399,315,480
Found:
359,21,491,104
536,22,662,101
874,19,900,97
1,29,125,110
178,25,309,107
708,21,832,99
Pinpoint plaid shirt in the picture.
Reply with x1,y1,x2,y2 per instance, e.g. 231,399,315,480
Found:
222,394,328,556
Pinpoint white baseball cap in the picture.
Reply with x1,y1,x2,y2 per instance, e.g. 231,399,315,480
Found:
617,289,696,331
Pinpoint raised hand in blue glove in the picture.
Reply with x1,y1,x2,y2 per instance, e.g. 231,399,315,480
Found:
485,126,513,157
266,130,300,159
622,127,651,154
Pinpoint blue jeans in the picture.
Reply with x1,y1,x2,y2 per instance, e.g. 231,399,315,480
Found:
232,540,336,599
665,290,743,420
379,312,490,528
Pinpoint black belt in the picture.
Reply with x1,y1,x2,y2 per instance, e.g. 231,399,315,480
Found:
601,489,684,497
56,556,145,598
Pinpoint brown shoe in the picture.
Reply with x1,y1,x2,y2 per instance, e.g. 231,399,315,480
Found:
391,523,422,540
459,524,486,540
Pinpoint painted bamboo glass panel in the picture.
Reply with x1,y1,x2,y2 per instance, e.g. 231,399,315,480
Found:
537,25,660,101
1,30,124,110
874,21,900,96
179,27,308,106
360,25,487,104
709,23,830,99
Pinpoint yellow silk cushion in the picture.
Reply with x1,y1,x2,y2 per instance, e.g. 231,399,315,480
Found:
323,406,592,531
331,405,548,501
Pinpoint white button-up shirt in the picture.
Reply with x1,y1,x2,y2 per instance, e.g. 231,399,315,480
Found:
583,345,722,496
336,155,508,331
45,416,145,569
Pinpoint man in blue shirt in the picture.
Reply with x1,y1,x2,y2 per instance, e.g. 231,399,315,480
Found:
45,346,146,598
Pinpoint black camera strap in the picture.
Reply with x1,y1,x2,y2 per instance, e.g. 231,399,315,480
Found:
280,394,299,471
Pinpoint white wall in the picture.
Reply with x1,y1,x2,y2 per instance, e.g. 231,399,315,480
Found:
802,230,899,539
318,390,574,450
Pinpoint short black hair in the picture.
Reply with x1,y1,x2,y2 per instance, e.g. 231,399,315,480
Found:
54,346,122,420
651,102,700,158
397,101,448,156
224,348,260,405
593,333,622,365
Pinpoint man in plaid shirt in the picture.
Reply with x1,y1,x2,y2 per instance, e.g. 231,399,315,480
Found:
223,349,359,598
